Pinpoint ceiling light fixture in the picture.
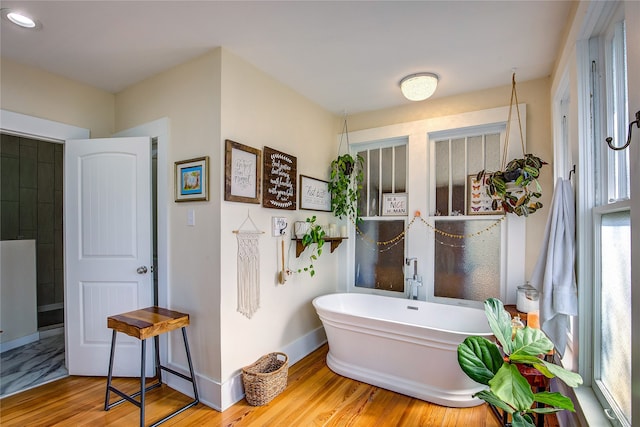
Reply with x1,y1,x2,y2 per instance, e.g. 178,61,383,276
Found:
1,9,41,29
399,72,439,101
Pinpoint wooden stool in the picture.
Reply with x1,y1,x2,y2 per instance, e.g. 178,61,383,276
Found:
104,307,199,427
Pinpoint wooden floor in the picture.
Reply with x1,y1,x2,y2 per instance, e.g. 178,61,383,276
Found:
0,344,558,426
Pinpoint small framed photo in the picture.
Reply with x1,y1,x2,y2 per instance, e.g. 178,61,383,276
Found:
299,175,331,212
467,175,504,215
175,156,209,202
225,140,262,204
382,193,408,216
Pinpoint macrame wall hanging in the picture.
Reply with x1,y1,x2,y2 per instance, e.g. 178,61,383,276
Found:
233,212,264,319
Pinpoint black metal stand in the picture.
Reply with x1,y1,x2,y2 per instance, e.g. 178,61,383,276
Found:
104,327,199,427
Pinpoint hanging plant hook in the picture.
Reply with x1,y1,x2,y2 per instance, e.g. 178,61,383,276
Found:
606,110,640,151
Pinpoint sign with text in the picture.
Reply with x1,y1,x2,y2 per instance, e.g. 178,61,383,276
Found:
382,193,408,216
262,146,297,210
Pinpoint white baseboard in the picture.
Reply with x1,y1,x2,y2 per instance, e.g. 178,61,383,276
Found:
165,326,327,411
0,332,40,353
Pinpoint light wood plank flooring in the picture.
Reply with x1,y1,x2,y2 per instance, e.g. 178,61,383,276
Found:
0,344,558,426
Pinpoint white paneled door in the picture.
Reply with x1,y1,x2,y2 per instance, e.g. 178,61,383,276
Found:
65,137,153,376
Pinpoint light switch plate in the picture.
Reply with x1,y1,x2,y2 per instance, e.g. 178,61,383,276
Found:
272,217,287,236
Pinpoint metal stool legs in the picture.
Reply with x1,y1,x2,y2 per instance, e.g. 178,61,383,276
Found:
104,327,199,427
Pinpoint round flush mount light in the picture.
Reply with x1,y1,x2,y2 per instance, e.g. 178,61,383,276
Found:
399,72,439,101
1,8,42,29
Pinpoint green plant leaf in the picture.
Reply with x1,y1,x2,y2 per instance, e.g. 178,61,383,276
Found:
457,336,504,385
512,412,536,427
539,361,583,387
484,298,513,354
511,327,554,357
473,389,514,413
533,391,575,412
489,363,535,412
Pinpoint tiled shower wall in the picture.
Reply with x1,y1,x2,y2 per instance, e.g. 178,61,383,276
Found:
1,133,64,329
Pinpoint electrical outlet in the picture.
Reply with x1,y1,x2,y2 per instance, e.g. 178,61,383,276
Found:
272,217,287,236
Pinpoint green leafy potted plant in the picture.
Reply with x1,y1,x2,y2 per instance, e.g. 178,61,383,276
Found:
457,298,582,427
328,153,364,222
476,154,547,217
297,216,325,277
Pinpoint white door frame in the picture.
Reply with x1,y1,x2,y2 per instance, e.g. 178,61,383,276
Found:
0,109,169,370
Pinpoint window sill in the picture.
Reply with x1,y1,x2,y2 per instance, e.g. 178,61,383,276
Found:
573,386,612,426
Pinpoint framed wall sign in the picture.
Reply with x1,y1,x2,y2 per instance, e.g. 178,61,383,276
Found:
467,175,504,215
262,146,297,210
299,175,331,212
382,193,408,216
225,139,262,204
175,156,209,202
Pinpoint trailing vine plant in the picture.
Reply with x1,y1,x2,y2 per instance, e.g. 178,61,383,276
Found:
328,153,364,223
297,216,325,277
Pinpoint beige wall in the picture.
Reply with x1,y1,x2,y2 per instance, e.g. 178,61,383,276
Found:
0,58,114,137
115,50,223,382
218,49,338,380
349,77,554,279
115,48,340,408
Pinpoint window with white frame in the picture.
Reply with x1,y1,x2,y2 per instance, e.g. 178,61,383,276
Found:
589,9,631,426
345,106,526,304
431,128,505,302
354,140,407,292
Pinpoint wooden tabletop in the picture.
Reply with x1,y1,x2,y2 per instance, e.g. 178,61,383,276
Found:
107,306,190,340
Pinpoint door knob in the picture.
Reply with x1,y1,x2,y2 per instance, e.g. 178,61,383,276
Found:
137,266,148,274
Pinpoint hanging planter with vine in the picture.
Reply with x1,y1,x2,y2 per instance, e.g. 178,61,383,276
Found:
328,117,364,223
476,74,547,217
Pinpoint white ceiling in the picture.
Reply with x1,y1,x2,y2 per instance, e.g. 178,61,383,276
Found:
0,1,574,115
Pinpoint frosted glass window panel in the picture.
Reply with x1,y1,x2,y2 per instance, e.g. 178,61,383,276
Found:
451,138,466,214
435,140,449,215
599,211,631,424
381,147,393,193
358,144,407,218
433,219,501,301
358,150,368,217
355,220,405,292
485,133,501,171
467,135,484,175
394,145,407,193
369,149,380,216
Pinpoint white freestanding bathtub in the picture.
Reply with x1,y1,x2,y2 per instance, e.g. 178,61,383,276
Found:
312,292,493,407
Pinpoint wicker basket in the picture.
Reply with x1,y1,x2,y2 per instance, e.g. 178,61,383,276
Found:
242,352,289,406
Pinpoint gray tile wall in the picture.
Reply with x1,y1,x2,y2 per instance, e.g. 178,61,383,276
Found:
1,134,64,329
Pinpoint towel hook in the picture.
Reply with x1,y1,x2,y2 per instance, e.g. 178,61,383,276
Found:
606,110,640,151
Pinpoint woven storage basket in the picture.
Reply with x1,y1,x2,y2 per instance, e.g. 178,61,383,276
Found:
242,352,288,406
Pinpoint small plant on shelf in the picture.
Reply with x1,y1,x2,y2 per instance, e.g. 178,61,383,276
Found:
457,298,582,427
297,216,325,277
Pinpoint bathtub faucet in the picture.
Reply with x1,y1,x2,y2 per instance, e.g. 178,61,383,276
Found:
405,258,422,300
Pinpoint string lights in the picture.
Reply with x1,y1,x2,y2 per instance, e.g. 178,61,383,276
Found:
351,213,505,252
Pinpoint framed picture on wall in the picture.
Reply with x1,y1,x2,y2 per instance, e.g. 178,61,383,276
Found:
467,175,504,215
299,175,331,211
224,139,262,204
175,156,209,202
262,146,297,210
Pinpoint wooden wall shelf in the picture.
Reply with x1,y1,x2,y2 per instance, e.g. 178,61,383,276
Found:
293,237,347,258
